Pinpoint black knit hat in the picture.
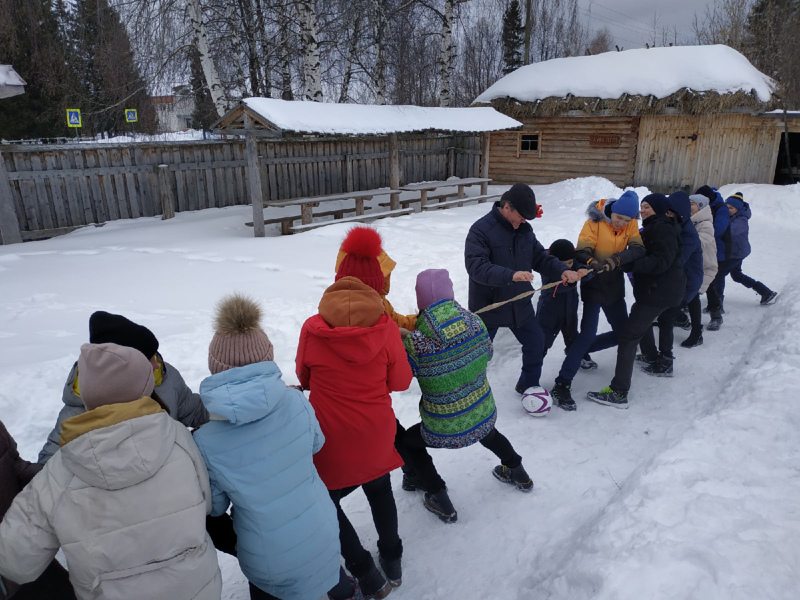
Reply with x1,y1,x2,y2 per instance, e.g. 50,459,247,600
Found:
88,311,159,359
502,183,538,220
548,239,575,261
695,185,717,204
642,193,670,216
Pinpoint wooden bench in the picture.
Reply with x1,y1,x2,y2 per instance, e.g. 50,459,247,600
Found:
421,193,501,211
400,177,491,209
290,208,414,233
377,192,457,209
265,188,392,233
246,206,373,235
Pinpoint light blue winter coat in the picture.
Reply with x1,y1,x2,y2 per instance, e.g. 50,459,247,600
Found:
193,361,340,600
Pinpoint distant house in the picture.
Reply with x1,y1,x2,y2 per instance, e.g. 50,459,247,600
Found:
152,85,195,132
473,45,800,191
0,65,26,99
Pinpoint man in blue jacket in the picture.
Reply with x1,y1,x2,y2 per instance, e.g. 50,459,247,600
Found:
465,183,581,396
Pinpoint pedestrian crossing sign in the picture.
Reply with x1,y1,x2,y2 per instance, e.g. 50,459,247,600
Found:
67,109,81,128
125,109,138,123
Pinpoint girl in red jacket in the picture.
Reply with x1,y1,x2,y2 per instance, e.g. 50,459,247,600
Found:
296,227,412,600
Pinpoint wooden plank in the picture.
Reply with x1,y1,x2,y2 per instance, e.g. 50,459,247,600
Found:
132,147,154,217
264,142,277,202
108,148,130,220
480,132,489,196
234,142,247,206
72,151,96,224
388,133,400,211
95,149,119,221
0,152,22,243
120,147,142,218
189,146,202,211
173,147,187,212
13,152,41,230
157,164,176,220
43,152,69,228
422,193,501,211
29,153,56,230
269,187,391,207
222,143,236,207
20,224,97,241
56,150,83,225
203,145,218,209
290,207,413,233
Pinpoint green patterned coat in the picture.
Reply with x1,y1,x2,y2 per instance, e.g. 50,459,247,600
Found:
404,299,497,448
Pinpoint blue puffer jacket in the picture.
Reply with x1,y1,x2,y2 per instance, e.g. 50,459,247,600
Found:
193,362,340,600
465,203,567,329
668,193,704,303
709,192,732,261
728,202,752,260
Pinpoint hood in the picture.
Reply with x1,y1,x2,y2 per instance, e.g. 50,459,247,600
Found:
586,199,614,226
199,361,287,424
668,192,692,224
319,277,385,328
59,397,174,490
732,202,752,220
417,300,471,345
306,311,396,365
690,204,713,226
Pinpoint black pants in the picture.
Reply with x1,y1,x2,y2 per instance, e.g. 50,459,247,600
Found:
395,421,522,495
249,566,353,600
687,293,702,331
638,306,681,360
329,473,402,578
10,560,76,600
610,302,672,393
707,258,770,316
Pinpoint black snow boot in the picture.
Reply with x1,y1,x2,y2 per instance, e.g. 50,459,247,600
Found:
580,353,598,370
492,464,534,492
401,471,425,492
378,540,403,588
635,353,657,365
551,381,576,411
760,290,778,305
423,488,457,524
350,556,391,600
641,354,674,377
672,311,691,330
707,316,723,331
681,326,704,348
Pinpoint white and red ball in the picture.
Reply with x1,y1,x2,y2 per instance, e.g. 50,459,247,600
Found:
521,386,552,417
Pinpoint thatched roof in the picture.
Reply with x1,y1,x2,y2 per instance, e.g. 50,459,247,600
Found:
474,45,777,117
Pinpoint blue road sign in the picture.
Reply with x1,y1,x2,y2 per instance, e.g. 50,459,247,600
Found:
67,109,82,128
125,109,138,123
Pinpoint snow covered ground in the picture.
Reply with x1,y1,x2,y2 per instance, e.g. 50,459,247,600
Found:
1,177,798,600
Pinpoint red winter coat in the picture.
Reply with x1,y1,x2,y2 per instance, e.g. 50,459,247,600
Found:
296,277,412,491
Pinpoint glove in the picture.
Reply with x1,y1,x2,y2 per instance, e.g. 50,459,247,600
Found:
603,255,621,272
589,259,607,274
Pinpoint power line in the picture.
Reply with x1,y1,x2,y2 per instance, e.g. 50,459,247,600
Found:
582,1,695,45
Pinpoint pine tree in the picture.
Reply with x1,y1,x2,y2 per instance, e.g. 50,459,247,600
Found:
71,0,156,135
189,46,220,131
502,0,524,75
0,0,81,139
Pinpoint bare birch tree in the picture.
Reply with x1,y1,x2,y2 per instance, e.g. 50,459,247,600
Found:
187,0,229,115
298,0,323,101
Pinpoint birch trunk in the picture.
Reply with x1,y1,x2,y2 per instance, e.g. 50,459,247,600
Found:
298,0,323,101
278,1,294,100
523,0,532,64
225,1,249,97
438,0,454,107
255,0,272,96
372,1,387,105
188,0,228,116
339,15,361,103
236,0,261,96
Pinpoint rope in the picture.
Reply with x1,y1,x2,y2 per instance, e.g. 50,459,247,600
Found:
474,280,562,315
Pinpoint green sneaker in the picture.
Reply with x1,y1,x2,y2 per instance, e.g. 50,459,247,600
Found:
587,386,629,409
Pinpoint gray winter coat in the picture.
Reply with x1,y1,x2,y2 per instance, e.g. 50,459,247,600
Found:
0,399,222,600
690,204,718,294
38,355,209,463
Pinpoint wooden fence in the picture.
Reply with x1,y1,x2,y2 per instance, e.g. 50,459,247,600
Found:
0,134,482,244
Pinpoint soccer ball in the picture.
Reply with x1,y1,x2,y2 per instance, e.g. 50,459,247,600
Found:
521,386,552,417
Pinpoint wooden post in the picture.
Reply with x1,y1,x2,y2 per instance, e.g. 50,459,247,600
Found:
457,183,465,207
345,154,354,192
300,202,313,225
245,135,265,237
447,146,455,178
156,165,176,220
388,133,400,210
0,151,22,244
783,109,795,183
480,132,491,195
420,189,428,209
355,196,365,216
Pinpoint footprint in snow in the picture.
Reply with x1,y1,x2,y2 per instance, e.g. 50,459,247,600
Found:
62,250,99,255
184,254,225,263
37,330,75,338
255,263,284,272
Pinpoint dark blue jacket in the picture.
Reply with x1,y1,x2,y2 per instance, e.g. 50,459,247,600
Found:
728,202,752,260
709,193,732,261
536,264,591,337
669,193,704,303
465,203,567,329
626,214,686,308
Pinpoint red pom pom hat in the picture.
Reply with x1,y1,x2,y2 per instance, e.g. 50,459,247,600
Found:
335,226,385,294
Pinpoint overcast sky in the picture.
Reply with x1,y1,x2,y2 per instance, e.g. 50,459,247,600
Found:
581,0,713,49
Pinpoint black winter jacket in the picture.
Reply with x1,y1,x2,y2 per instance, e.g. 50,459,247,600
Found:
465,203,567,329
627,214,686,307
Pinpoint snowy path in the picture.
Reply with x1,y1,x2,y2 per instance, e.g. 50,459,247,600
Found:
1,178,798,600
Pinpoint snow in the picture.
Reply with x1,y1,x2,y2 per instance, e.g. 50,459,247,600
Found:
474,45,775,105
73,130,222,144
242,98,522,135
0,65,26,100
1,177,799,599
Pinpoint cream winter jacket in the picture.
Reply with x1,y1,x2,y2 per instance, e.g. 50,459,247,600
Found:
0,398,221,600
691,204,719,293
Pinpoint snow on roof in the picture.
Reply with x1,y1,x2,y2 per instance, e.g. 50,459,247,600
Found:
240,98,522,135
0,65,26,99
474,45,774,105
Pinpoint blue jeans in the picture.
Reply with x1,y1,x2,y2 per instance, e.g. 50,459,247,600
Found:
487,317,546,390
556,300,628,385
